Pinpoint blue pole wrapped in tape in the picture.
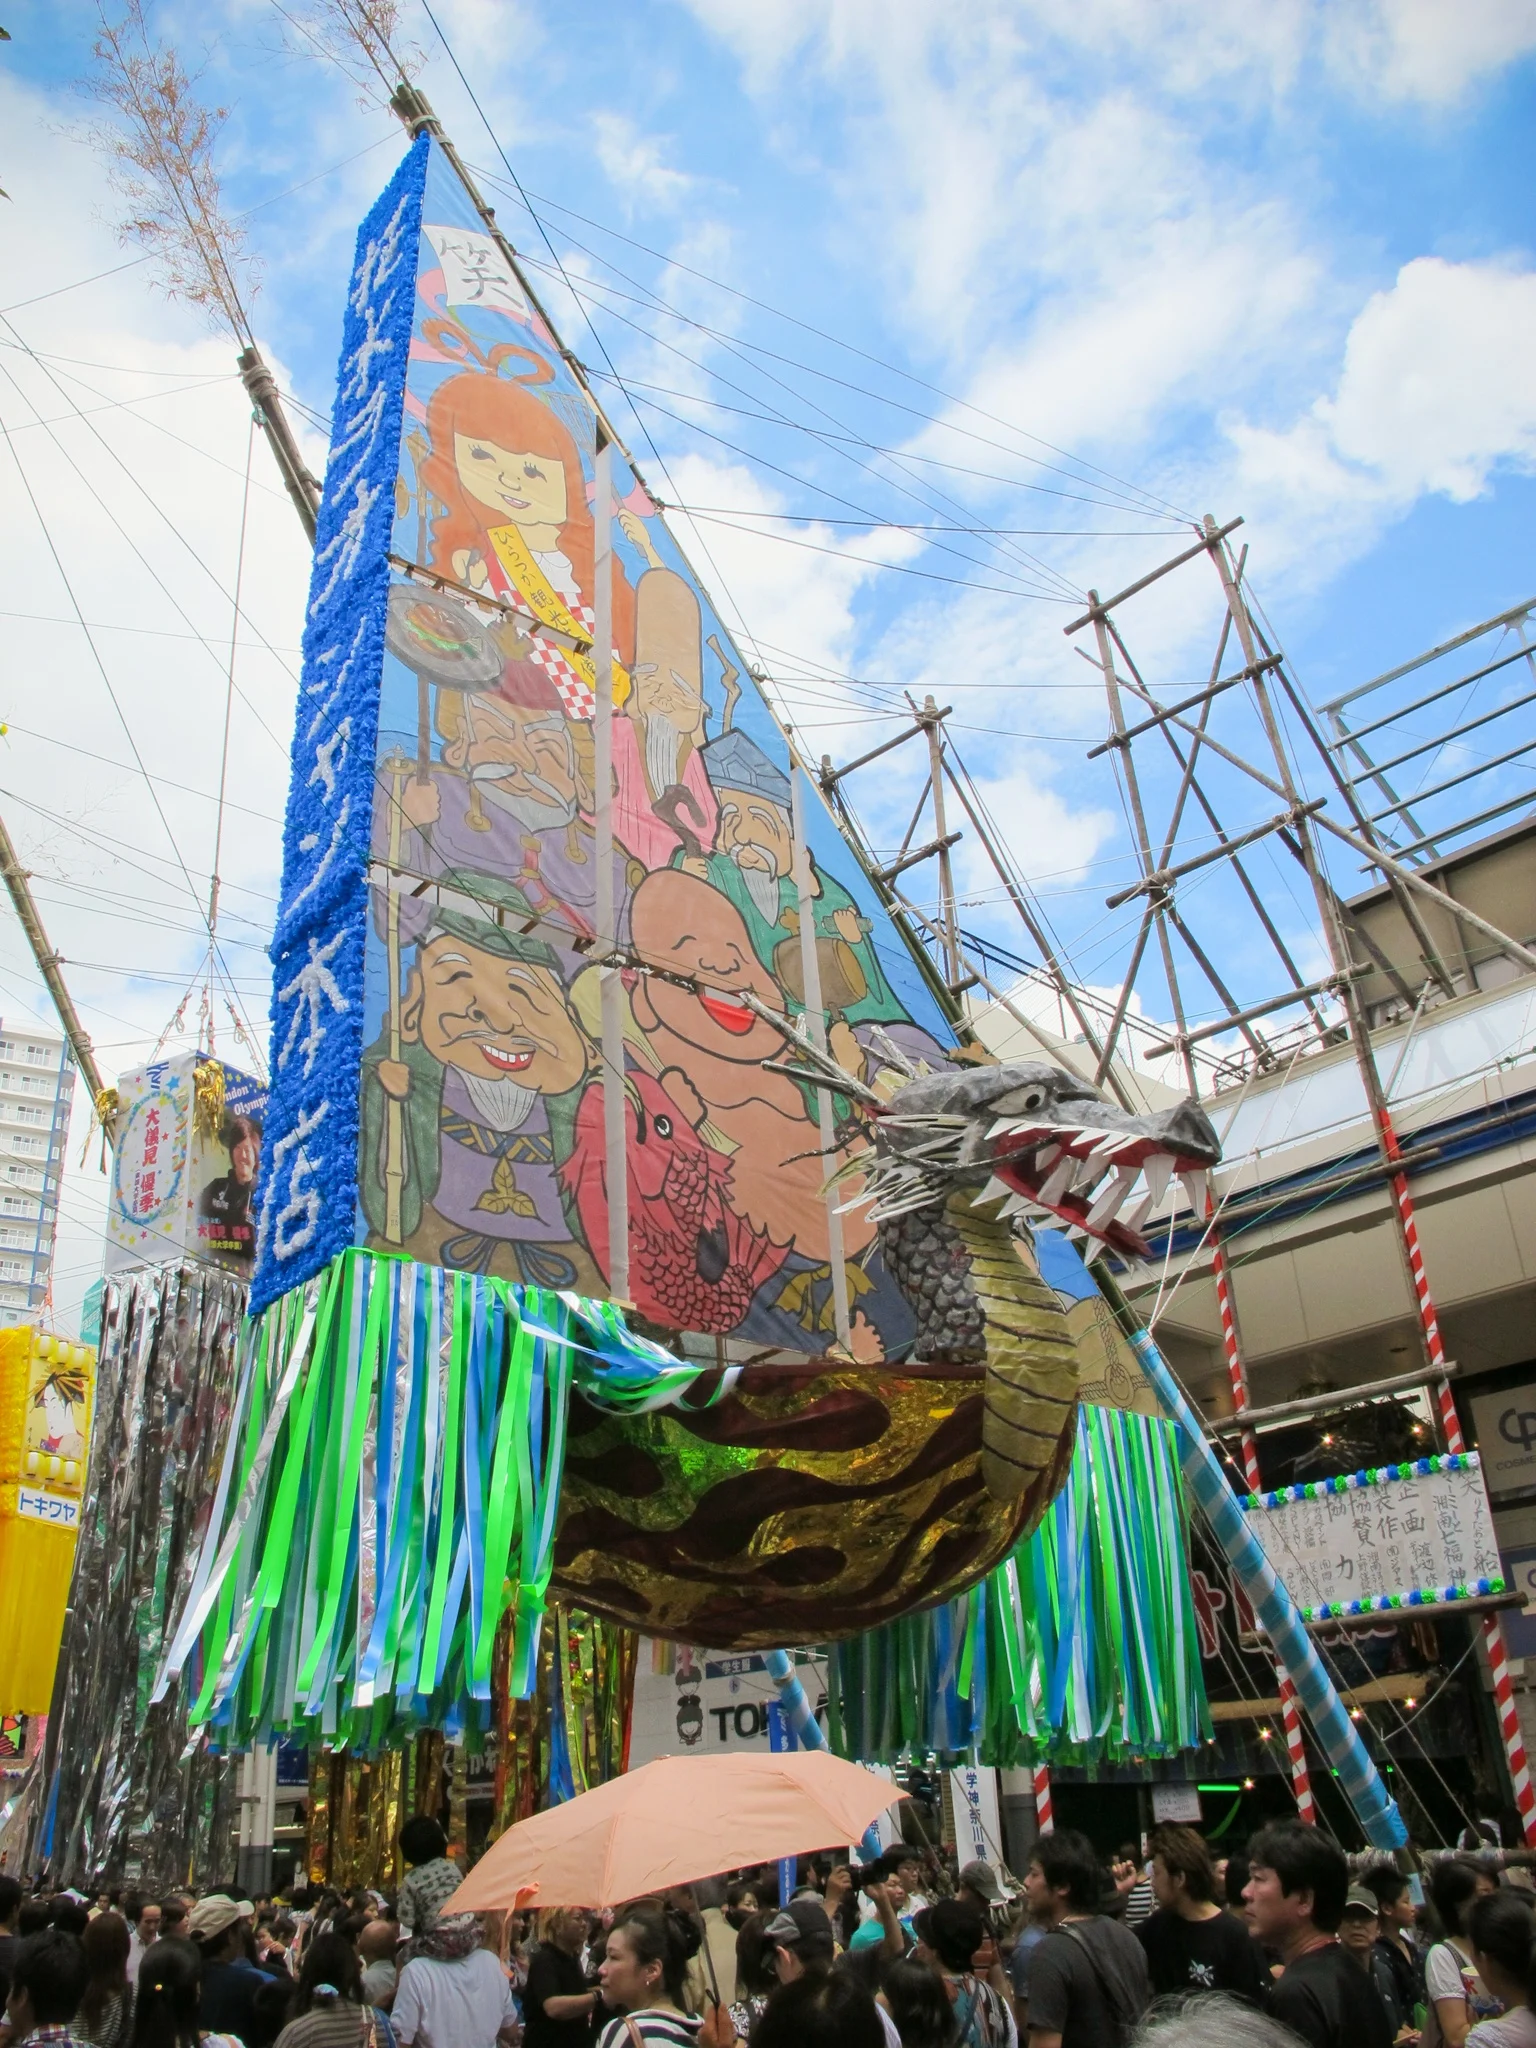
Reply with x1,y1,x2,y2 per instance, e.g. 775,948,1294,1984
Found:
1092,1264,1407,1852
763,1648,825,1750
765,1648,883,1859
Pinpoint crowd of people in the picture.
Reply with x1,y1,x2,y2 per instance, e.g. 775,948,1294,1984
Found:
3,1813,1536,2048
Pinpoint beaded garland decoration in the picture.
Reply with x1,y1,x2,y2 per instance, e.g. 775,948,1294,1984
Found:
1242,1451,1506,1622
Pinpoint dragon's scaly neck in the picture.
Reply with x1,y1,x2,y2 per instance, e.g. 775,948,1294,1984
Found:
882,1193,1078,1508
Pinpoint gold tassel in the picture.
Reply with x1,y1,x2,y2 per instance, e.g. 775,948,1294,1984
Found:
192,1060,226,1141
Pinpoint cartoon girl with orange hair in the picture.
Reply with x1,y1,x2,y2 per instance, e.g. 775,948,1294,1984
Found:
420,337,637,669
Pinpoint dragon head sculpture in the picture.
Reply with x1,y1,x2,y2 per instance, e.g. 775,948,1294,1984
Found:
842,1056,1221,1502
865,1058,1222,1258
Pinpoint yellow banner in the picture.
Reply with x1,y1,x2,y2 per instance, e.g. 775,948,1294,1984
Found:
486,522,630,706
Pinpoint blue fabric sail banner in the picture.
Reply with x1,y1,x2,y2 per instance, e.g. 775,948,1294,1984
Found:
252,134,959,1345
255,137,431,1313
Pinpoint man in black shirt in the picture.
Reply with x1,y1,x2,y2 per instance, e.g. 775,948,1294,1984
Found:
1136,1823,1268,2003
1360,1861,1425,2028
524,1907,599,2048
1022,1828,1151,2048
1243,1822,1392,2048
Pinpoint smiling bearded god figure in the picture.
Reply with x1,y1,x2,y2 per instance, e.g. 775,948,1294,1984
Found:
359,901,598,1290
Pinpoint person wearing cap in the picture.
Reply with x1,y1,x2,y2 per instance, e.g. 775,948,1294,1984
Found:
188,1895,267,2046
911,1899,1015,2048
358,883,598,1291
1135,1824,1267,2005
959,1865,1008,1917
1338,1888,1403,2033
759,1900,835,1985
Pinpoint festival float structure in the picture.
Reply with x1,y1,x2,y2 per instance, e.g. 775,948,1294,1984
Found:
33,76,1438,1884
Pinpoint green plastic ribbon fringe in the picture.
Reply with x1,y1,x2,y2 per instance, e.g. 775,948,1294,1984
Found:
825,1404,1212,1768
161,1249,706,1753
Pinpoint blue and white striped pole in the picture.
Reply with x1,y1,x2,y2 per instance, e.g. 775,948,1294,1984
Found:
764,1647,883,1859
1092,1270,1405,1850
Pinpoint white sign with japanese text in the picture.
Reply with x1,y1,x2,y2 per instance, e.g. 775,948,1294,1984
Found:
423,223,530,321
950,1764,1004,1866
1243,1456,1502,1619
16,1485,79,1529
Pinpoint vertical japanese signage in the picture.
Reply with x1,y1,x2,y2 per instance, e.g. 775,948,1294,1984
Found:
251,135,958,1343
253,140,429,1311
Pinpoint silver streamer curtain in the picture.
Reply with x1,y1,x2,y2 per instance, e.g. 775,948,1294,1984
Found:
43,1266,246,1887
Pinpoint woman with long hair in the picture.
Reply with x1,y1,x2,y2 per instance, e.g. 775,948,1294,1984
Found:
421,347,636,669
1467,1890,1536,2047
77,1911,134,2048
596,1907,702,2047
127,1936,242,2048
880,1956,958,2048
273,1932,395,2048
1426,1857,1504,2048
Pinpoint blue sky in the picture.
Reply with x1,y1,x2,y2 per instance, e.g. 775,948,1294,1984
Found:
1,0,1534,1321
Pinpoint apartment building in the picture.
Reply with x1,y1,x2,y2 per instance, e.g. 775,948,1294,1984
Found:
0,1019,73,1328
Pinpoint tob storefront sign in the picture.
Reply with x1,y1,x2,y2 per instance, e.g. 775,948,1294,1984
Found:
1471,1383,1536,1500
628,1645,829,1766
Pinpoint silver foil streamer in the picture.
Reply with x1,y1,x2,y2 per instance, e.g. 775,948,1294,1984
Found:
39,1265,247,1888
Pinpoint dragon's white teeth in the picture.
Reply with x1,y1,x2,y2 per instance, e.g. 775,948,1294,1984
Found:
1180,1168,1211,1213
1035,1143,1062,1172
1038,1154,1075,1206
1000,1193,1035,1217
1143,1154,1172,1209
1125,1192,1156,1234
971,1175,1013,1208
1090,1131,1130,1158
1071,1157,1107,1194
1086,1165,1140,1231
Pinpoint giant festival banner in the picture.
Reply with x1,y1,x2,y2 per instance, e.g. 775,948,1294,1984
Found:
253,133,955,1354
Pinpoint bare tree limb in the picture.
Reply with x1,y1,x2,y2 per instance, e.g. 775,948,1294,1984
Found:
83,0,256,345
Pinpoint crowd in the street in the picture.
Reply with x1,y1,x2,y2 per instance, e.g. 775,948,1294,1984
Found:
4,1812,1536,2048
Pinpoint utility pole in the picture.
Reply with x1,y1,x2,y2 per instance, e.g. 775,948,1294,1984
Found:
0,809,107,1115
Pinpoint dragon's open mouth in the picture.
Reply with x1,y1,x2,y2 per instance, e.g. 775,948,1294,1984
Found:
969,1122,1212,1259
847,1057,1222,1263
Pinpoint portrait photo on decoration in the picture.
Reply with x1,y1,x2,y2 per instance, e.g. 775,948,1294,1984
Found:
346,143,959,1357
194,1065,267,1270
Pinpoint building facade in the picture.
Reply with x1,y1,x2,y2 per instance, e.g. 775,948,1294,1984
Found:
0,1019,73,1328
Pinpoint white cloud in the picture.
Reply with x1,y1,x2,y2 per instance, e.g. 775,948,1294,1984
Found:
1322,0,1536,106
0,71,314,1337
1228,256,1536,570
592,113,696,214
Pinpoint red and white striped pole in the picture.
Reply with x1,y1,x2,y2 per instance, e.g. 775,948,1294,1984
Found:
1208,1195,1316,1821
1276,1669,1316,1824
1032,1762,1054,1835
1376,1111,1536,1846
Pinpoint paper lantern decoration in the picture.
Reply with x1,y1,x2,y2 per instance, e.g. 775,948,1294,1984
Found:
0,1328,96,1714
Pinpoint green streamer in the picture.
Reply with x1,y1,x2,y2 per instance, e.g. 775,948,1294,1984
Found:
826,1404,1212,1769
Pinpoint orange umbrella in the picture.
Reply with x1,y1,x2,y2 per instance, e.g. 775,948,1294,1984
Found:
445,1750,906,1910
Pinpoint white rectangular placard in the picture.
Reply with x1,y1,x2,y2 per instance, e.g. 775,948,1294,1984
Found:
950,1764,1003,1867
1242,1453,1503,1622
